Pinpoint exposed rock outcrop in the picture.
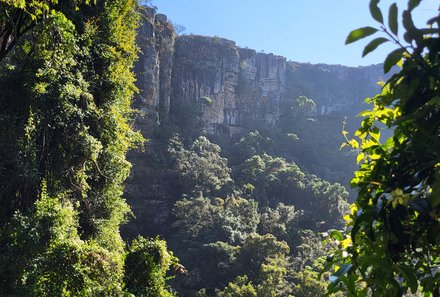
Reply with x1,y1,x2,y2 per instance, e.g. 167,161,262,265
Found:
130,7,385,138
132,7,175,136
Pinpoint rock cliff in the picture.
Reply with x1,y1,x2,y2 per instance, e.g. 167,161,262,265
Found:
131,7,386,138
124,7,387,235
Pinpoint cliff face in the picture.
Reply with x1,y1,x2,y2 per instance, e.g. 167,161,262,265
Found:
124,8,387,235
131,8,386,138
125,8,176,236
171,35,240,134
132,7,175,136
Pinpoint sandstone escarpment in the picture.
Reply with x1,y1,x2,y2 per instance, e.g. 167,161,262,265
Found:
171,35,240,134
131,7,385,137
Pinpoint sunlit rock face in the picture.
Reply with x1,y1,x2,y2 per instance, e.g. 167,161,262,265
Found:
237,48,287,127
131,8,385,137
285,63,385,117
171,35,240,134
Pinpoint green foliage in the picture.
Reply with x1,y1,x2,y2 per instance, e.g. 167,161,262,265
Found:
0,185,126,296
238,154,348,230
259,203,301,243
291,266,327,297
278,95,317,133
172,195,260,246
216,276,257,297
214,234,291,297
327,1,440,296
166,96,214,140
125,237,177,297
0,0,178,295
233,131,274,164
237,233,290,278
0,0,71,61
168,136,232,195
171,193,299,296
289,233,344,297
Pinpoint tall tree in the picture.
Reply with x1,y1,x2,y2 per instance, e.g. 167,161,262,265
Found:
0,1,175,295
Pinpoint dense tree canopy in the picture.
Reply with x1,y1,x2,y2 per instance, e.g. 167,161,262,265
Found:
237,154,348,230
168,136,233,196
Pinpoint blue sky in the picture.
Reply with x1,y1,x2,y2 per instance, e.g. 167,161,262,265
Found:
152,0,438,67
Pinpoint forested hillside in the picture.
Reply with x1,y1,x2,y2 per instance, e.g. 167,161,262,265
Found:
1,1,438,297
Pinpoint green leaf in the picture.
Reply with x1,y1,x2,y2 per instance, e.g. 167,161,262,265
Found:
431,173,440,207
349,139,359,149
425,96,440,106
329,264,353,284
356,153,365,165
346,27,378,44
408,0,422,11
369,0,384,23
383,48,405,73
396,265,418,293
363,37,389,57
388,3,398,35
402,10,414,31
370,127,380,142
330,230,344,241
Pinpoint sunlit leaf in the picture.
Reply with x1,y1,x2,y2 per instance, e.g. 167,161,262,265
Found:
370,128,380,142
349,139,359,149
340,237,351,248
357,153,365,164
330,230,344,241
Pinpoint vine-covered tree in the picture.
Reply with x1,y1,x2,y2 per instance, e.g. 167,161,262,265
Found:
0,1,175,295
327,0,440,296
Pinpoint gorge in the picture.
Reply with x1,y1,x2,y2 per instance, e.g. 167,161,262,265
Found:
124,7,387,237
